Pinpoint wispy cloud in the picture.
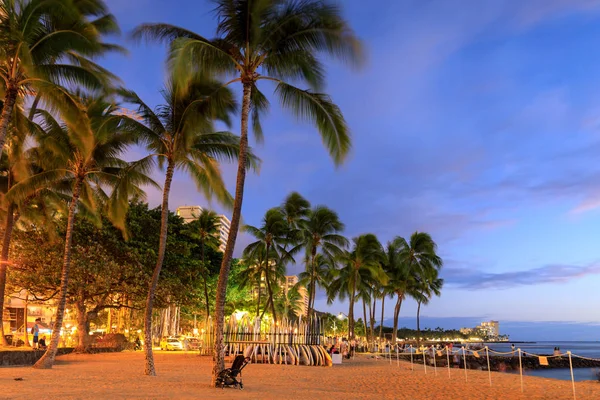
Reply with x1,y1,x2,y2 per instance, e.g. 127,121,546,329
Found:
444,262,600,290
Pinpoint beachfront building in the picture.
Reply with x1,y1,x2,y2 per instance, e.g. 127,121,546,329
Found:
175,205,231,252
477,320,500,338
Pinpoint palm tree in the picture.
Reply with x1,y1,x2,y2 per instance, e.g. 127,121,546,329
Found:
243,208,289,321
297,253,333,312
275,285,303,321
132,0,362,382
280,192,310,243
0,0,122,162
413,270,444,345
121,74,258,376
192,209,221,323
300,206,347,316
327,234,386,340
7,94,156,368
396,232,443,345
237,252,266,316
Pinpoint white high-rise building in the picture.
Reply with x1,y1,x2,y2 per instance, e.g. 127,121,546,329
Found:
176,206,231,252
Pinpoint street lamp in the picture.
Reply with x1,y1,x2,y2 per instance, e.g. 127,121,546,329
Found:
337,312,348,320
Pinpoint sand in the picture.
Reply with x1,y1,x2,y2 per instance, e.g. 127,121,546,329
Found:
0,351,599,399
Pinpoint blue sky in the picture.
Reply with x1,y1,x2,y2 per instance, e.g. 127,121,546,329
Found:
102,0,600,340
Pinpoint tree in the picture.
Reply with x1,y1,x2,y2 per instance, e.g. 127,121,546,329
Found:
383,237,412,342
301,206,347,316
7,94,154,369
0,0,122,162
132,0,362,382
413,270,443,345
327,234,386,340
274,285,303,321
10,217,143,353
121,74,257,376
186,210,221,322
297,253,333,312
243,208,289,321
396,232,443,345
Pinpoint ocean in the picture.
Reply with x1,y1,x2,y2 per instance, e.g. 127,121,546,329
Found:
485,341,600,382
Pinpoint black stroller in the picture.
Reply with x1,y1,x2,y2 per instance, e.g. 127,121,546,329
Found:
216,355,251,389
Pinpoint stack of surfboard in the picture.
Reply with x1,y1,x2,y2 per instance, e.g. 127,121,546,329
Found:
223,313,332,366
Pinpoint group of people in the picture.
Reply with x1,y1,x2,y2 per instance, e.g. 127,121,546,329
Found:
327,338,356,359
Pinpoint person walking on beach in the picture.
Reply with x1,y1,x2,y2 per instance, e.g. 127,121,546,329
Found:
511,344,515,353
32,318,41,349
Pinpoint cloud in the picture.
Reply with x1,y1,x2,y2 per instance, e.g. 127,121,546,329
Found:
443,262,600,290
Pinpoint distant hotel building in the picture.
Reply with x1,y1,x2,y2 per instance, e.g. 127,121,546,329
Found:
461,320,500,339
175,206,231,252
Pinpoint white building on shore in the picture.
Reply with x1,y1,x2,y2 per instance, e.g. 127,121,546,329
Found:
176,206,231,252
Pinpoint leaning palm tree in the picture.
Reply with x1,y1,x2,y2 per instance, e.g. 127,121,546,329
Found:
121,73,258,376
301,206,347,316
7,94,156,368
132,0,362,381
243,208,289,321
327,234,386,340
0,0,122,162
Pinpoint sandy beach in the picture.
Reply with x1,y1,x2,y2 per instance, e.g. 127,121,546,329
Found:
1,351,599,399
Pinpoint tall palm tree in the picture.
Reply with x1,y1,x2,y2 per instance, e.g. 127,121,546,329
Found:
132,0,362,381
413,270,444,345
396,232,443,345
7,94,156,368
0,0,122,162
327,234,386,340
381,238,408,342
300,206,347,316
0,105,31,346
297,253,332,311
243,208,288,321
121,74,258,376
192,209,221,323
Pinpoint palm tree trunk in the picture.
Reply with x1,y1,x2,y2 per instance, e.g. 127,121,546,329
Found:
260,243,276,321
143,161,175,376
0,203,15,346
212,81,252,386
379,294,385,340
256,272,262,317
308,249,316,317
392,294,403,343
200,242,210,320
362,298,369,343
416,301,422,347
369,296,376,341
33,177,82,369
0,85,18,164
348,277,357,339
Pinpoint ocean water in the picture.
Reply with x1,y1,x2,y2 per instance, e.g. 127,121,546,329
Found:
485,341,600,382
